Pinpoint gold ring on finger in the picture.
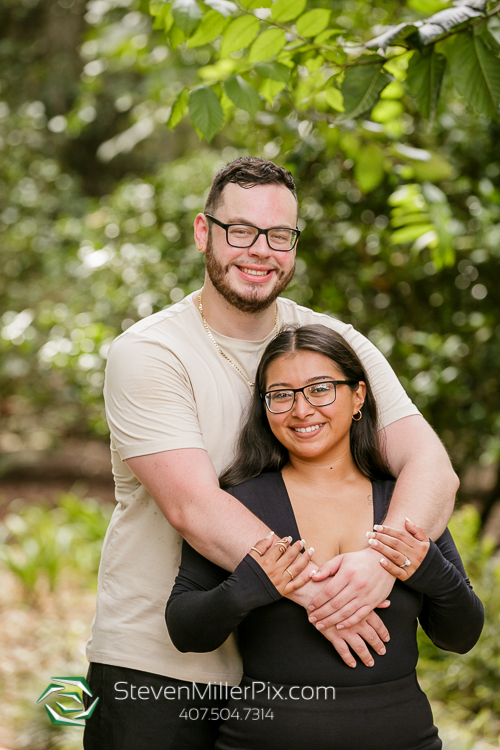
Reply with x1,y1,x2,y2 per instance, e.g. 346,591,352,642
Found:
274,542,287,554
250,546,264,557
284,568,294,580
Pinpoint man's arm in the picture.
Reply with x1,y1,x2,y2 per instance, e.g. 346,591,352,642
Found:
127,448,269,572
127,447,389,666
306,415,458,628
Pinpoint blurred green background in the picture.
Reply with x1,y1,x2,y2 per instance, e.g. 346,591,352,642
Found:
0,0,499,747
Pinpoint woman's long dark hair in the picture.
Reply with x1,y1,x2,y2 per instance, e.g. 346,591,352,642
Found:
220,324,391,489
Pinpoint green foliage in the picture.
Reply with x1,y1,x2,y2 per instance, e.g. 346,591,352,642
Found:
189,85,225,140
406,47,446,119
417,506,500,743
0,494,113,594
443,30,500,118
341,62,393,120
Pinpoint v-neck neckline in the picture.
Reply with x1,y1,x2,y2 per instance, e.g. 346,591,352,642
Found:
274,471,387,544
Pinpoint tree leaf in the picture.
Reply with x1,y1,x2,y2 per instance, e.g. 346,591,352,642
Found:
239,0,271,7
220,16,260,57
418,4,485,46
167,87,190,129
406,47,446,118
365,23,416,50
443,32,500,117
223,74,261,115
171,0,203,36
354,144,385,192
270,0,306,23
204,0,238,18
187,10,227,47
324,86,344,112
259,78,286,105
188,86,224,141
341,62,393,119
296,9,331,38
254,62,291,82
248,29,286,63
390,223,435,243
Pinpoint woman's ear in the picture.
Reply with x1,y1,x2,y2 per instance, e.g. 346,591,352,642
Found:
353,380,366,415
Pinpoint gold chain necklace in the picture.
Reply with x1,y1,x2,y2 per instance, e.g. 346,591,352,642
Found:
198,290,278,388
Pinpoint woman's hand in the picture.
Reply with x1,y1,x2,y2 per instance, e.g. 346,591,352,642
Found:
249,534,314,596
366,518,430,581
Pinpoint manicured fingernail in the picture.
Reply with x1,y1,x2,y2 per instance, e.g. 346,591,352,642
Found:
336,624,344,631
380,558,387,566
367,660,374,667
308,547,314,555
348,661,356,668
309,569,317,577
378,646,386,655
309,616,317,623
266,531,274,538
366,531,375,538
316,623,325,630
373,524,383,531
384,635,390,642
368,538,378,547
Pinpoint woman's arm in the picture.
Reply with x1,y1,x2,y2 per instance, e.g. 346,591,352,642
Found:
368,520,484,654
166,535,311,653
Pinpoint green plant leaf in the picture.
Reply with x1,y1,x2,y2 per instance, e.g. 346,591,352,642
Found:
204,0,237,17
254,61,290,82
390,223,435,243
259,78,286,104
270,0,306,23
296,9,331,38
223,75,261,115
169,23,187,49
248,29,286,63
167,87,189,129
220,15,260,57
443,31,500,118
171,0,203,36
188,86,224,140
187,10,227,47
324,86,344,112
341,61,393,119
239,0,271,7
354,144,385,192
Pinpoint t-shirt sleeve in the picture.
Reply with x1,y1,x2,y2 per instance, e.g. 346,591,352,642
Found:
337,324,420,430
104,331,206,461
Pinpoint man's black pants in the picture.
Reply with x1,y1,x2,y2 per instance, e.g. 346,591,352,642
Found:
83,663,227,749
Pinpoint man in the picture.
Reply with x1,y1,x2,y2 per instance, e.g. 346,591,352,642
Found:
84,158,457,748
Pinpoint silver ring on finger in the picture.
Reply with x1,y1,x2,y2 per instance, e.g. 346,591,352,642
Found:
400,556,411,569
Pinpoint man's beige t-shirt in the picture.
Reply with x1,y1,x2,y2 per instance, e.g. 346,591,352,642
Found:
86,292,419,685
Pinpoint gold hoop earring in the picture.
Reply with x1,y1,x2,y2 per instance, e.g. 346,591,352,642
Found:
352,410,362,421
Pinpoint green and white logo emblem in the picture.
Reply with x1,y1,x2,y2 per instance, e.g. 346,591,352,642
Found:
37,676,99,726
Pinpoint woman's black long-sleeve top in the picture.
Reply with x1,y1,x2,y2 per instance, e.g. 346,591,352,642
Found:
166,474,484,688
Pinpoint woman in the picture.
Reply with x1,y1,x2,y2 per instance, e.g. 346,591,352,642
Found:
166,324,483,750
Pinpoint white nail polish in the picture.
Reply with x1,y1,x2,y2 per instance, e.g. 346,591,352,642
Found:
266,530,274,538
308,547,314,554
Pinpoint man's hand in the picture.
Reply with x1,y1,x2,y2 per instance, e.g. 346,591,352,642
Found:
307,547,395,629
317,611,390,668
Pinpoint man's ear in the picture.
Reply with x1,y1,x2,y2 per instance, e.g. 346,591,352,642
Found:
194,213,209,254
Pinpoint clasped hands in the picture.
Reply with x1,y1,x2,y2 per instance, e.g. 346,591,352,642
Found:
249,519,429,669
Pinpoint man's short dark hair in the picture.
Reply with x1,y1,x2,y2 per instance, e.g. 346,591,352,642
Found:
205,157,297,214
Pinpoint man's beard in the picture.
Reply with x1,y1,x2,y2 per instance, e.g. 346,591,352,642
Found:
204,235,295,314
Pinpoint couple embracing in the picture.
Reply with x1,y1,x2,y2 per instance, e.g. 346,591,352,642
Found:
84,158,483,749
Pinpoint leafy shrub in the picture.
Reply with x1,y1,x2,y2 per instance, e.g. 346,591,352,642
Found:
0,493,113,595
417,506,500,742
